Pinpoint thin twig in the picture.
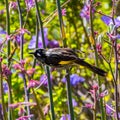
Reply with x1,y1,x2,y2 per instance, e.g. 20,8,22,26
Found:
89,1,105,119
43,0,70,23
17,0,31,118
56,0,74,119
111,0,119,119
35,0,55,119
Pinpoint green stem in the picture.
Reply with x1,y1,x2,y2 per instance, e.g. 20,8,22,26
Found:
32,16,39,68
0,62,7,120
111,1,119,119
17,0,23,59
17,0,31,117
5,0,14,119
66,70,74,120
34,0,46,48
79,16,91,46
89,1,105,120
56,0,74,119
35,1,55,119
46,66,55,120
32,88,45,120
113,40,119,120
56,0,66,47
31,17,45,120
93,91,97,120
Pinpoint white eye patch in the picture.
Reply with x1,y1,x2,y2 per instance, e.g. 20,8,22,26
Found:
37,52,41,57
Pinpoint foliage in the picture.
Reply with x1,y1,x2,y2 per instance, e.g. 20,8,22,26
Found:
0,0,120,120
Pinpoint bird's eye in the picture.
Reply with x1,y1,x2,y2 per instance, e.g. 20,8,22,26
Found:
37,52,41,57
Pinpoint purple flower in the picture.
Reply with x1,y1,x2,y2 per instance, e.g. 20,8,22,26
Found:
107,33,120,40
25,0,35,11
101,16,120,27
48,40,59,48
0,104,2,115
40,74,52,86
41,10,45,14
9,2,17,10
62,74,85,86
115,17,120,27
0,29,6,43
101,16,112,26
106,104,115,116
0,29,6,34
28,28,49,49
14,34,21,45
80,3,94,20
72,98,78,107
3,82,8,93
80,4,89,18
60,114,70,120
0,10,4,14
67,98,77,107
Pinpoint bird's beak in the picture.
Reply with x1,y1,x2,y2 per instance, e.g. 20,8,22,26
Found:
29,52,35,55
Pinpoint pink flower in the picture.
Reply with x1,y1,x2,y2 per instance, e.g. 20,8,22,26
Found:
18,107,25,116
9,103,20,109
13,60,26,73
16,114,34,120
85,103,93,109
89,84,98,95
96,43,102,53
94,31,98,36
13,64,21,70
117,44,120,63
9,2,17,10
107,33,120,41
18,28,30,35
44,104,50,115
20,60,25,66
26,68,35,76
62,8,66,16
13,63,26,73
92,84,99,91
99,90,108,98
0,57,3,62
9,102,36,109
27,80,40,89
2,64,12,77
14,29,30,39
6,34,11,41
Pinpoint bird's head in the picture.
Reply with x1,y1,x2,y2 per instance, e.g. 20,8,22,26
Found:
29,48,45,60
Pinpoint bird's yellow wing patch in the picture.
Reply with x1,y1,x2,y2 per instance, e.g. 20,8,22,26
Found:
58,60,74,65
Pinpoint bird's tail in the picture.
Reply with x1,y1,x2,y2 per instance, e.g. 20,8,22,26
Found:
75,58,107,76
